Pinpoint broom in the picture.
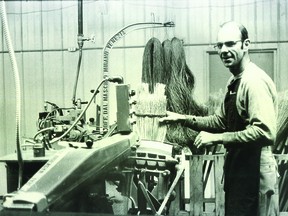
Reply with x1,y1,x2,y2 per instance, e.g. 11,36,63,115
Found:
141,37,165,93
133,83,167,142
134,37,167,142
164,37,207,149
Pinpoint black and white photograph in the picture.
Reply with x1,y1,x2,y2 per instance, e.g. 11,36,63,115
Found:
0,0,288,215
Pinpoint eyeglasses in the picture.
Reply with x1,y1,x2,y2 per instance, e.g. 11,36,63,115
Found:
214,40,242,51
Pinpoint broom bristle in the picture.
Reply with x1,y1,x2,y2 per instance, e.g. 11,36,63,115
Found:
274,90,288,153
133,83,167,142
142,37,164,93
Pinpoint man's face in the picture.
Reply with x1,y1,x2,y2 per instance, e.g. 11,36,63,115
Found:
216,24,245,68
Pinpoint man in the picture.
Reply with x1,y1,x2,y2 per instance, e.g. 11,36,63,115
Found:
160,21,279,216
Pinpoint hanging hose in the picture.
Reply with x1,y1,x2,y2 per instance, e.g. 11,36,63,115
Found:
0,0,23,189
101,21,175,132
47,78,107,145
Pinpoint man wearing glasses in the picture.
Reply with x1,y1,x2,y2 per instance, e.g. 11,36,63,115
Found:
160,21,279,215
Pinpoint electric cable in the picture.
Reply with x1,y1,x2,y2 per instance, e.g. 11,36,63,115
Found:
47,78,107,145
33,127,55,142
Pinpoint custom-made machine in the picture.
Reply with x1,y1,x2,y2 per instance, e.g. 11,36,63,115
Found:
1,82,189,215
0,1,192,215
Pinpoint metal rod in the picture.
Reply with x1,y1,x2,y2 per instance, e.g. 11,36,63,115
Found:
156,165,184,215
1,40,288,54
138,181,157,214
72,0,84,105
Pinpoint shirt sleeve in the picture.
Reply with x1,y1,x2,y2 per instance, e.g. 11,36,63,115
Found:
185,102,227,133
222,77,277,146
184,71,277,147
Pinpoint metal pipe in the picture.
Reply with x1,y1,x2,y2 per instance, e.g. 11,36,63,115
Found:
71,48,83,105
78,0,83,37
49,78,106,145
1,40,287,54
72,0,84,105
101,21,175,132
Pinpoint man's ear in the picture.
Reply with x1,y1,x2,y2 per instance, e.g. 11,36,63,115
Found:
243,39,250,51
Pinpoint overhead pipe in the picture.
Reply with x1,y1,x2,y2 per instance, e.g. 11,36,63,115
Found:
101,21,175,133
72,0,84,105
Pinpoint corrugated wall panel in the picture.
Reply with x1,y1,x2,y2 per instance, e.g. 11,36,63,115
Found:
255,0,278,42
1,0,288,158
41,1,63,49
4,2,22,51
186,0,212,44
42,52,64,105
278,43,288,91
82,49,104,122
122,0,152,46
22,52,44,137
185,45,210,103
63,51,80,107
99,1,126,47
62,1,77,49
208,0,232,43
279,0,288,41
209,0,233,43
232,0,256,41
21,1,42,50
3,53,18,154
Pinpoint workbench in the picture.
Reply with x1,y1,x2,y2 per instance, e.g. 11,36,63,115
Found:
0,149,56,193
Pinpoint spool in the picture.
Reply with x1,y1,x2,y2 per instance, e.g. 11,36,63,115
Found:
33,143,45,157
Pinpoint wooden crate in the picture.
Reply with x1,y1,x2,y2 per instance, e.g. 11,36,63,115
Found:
188,154,225,216
274,154,288,213
186,153,288,216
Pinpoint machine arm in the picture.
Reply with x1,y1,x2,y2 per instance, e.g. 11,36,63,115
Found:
2,132,139,212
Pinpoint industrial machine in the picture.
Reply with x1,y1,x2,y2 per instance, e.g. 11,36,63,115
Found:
0,1,190,215
1,82,189,215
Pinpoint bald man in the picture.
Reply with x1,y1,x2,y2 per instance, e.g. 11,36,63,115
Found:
160,21,279,216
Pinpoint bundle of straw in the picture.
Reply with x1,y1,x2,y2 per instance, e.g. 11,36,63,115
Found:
140,37,208,150
205,89,225,115
163,38,207,148
273,90,288,211
162,39,172,84
165,38,205,115
274,90,288,154
141,37,165,93
133,83,167,142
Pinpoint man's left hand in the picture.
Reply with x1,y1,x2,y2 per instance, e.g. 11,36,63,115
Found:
194,131,222,148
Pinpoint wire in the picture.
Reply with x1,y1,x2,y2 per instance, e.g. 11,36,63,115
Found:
6,0,272,15
33,127,55,142
47,78,107,145
38,107,75,129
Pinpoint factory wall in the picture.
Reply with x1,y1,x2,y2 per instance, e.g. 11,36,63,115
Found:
0,0,288,159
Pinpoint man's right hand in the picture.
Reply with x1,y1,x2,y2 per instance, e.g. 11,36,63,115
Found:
159,111,186,124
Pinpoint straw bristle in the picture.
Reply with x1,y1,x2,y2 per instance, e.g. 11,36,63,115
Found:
274,90,288,211
165,37,206,116
133,83,167,142
273,90,288,153
139,37,208,149
163,38,207,147
206,89,225,115
141,37,165,93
